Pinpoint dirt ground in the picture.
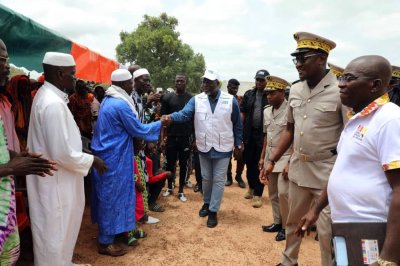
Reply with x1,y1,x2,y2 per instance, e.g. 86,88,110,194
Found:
16,163,321,266
70,169,322,265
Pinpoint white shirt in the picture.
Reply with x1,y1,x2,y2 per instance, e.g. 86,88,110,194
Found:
328,96,400,223
27,81,94,266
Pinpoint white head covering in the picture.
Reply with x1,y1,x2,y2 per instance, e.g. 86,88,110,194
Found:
111,69,132,82
133,68,150,79
43,52,75,66
202,69,219,81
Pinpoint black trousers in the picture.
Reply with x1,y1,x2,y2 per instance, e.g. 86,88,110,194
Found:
227,157,245,180
165,135,191,192
193,150,202,186
244,128,264,197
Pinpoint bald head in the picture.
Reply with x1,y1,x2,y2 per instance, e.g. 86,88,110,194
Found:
340,55,392,112
347,55,392,88
128,64,141,75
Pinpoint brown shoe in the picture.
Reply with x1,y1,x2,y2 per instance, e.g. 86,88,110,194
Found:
98,243,127,257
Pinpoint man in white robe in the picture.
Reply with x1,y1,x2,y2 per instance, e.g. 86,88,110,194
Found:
27,52,107,266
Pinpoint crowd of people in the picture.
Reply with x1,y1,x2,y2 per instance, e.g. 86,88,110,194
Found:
0,29,399,266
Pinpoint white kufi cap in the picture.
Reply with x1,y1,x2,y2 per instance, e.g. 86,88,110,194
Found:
133,68,150,79
111,69,133,82
43,52,75,66
202,69,219,81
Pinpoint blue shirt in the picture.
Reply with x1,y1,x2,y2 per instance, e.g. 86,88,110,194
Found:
170,90,243,159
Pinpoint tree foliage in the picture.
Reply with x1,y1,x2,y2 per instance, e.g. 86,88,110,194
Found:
116,13,205,93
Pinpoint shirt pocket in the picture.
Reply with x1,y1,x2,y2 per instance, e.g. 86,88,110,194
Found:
313,103,338,125
289,99,303,122
263,120,271,133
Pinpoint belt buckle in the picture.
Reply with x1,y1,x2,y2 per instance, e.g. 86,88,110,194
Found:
299,153,310,162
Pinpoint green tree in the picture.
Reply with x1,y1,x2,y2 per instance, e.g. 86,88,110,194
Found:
116,13,205,93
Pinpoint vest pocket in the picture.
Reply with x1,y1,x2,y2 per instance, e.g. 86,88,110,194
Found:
219,132,233,147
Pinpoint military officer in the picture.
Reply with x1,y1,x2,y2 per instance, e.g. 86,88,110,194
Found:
259,76,291,242
263,32,348,266
328,62,344,79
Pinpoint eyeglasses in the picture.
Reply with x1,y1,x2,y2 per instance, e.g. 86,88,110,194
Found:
0,56,9,64
338,75,375,83
292,53,320,65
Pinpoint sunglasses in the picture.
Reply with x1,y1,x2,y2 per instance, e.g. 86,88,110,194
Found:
292,53,321,65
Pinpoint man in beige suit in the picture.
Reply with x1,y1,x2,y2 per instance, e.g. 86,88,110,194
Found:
259,76,291,242
263,32,347,266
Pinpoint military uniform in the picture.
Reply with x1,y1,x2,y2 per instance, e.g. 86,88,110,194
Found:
280,32,348,266
262,76,291,231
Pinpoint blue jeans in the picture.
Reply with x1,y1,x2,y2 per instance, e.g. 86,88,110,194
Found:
199,155,230,212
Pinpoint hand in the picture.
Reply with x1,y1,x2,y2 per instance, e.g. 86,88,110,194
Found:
135,182,145,192
7,154,57,177
92,156,107,175
258,159,264,171
282,163,289,181
147,93,161,103
295,208,319,238
161,115,172,127
233,146,243,161
263,161,275,180
259,168,267,185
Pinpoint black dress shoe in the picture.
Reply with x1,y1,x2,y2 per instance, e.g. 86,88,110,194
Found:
225,178,233,186
262,223,282,233
235,176,246,188
275,229,286,241
199,203,209,217
207,211,218,228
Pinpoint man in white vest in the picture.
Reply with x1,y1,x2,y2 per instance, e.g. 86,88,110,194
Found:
162,69,243,228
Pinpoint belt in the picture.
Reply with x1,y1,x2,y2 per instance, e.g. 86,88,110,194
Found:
296,150,335,162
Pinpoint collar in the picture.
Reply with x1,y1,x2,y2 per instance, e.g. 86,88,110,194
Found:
347,93,390,119
44,81,69,103
207,89,221,102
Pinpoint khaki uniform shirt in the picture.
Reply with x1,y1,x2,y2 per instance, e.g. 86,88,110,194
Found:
287,70,347,189
263,99,291,173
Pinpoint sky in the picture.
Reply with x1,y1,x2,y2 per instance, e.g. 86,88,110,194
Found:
1,0,400,83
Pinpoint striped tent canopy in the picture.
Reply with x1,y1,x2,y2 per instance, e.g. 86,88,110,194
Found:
0,3,119,84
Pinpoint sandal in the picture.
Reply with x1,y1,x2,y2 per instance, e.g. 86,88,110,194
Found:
149,203,165,212
126,232,139,246
133,229,147,239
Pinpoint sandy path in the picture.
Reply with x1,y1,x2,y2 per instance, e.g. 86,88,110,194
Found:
73,171,321,265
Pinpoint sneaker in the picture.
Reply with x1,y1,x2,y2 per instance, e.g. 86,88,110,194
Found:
252,196,263,208
244,189,254,199
185,180,193,188
178,193,187,202
162,188,173,197
145,216,160,224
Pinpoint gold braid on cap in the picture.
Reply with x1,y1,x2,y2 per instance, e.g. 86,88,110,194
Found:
297,39,332,53
392,69,400,79
331,68,343,77
266,81,286,90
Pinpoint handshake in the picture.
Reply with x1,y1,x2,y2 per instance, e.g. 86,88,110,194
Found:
160,115,172,127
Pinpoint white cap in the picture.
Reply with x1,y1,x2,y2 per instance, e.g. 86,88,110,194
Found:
43,52,75,66
133,68,150,79
111,69,132,82
156,87,163,93
166,88,174,93
202,69,219,81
